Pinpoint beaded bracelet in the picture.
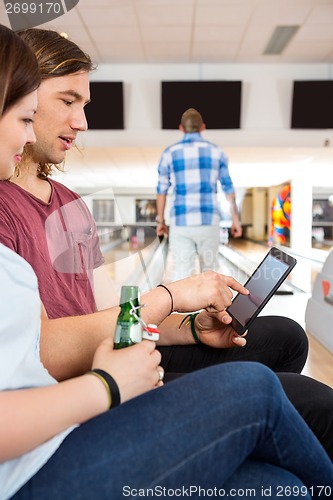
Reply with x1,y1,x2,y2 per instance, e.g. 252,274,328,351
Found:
87,369,121,410
179,312,201,344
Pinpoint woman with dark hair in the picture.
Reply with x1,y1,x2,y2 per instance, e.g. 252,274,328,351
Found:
0,24,39,177
0,26,40,117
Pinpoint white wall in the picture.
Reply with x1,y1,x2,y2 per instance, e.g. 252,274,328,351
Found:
80,62,333,149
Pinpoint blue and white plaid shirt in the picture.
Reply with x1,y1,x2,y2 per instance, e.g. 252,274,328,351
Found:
157,133,235,226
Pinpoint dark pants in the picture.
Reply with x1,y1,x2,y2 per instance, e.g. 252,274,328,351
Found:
159,315,333,461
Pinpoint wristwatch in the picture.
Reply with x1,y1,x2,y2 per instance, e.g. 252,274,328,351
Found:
156,216,165,224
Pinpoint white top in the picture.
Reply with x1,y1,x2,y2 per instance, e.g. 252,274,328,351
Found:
0,244,75,500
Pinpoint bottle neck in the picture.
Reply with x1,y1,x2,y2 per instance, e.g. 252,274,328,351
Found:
119,298,140,321
120,297,139,309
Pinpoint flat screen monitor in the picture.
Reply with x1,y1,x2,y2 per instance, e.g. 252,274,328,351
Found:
161,81,242,129
291,81,333,129
85,82,124,130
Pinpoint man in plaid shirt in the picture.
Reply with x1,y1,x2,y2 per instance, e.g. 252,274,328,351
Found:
156,108,242,280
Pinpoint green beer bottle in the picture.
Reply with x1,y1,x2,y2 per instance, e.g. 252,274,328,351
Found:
113,285,143,349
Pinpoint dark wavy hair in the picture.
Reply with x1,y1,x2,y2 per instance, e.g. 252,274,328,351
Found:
17,28,96,178
0,24,40,117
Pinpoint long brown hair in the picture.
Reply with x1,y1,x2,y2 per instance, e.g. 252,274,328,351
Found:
0,24,40,118
17,28,96,178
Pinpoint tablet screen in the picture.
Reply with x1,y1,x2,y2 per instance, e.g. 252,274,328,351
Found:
228,254,289,327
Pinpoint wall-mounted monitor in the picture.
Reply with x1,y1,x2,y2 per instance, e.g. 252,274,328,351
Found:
291,81,333,129
161,81,242,129
85,82,124,129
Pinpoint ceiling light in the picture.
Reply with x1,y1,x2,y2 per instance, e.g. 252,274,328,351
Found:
264,26,299,55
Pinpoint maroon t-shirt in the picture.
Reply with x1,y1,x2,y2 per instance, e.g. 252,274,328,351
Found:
0,179,104,319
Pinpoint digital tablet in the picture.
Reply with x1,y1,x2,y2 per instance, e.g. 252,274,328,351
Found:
226,247,297,334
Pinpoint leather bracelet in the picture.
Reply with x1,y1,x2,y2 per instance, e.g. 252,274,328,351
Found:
157,284,173,315
87,369,121,410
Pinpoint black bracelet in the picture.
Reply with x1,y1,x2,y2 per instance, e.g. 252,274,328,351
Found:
157,284,174,315
87,369,121,410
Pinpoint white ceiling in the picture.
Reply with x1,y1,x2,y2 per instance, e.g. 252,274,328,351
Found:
1,0,333,192
1,0,332,64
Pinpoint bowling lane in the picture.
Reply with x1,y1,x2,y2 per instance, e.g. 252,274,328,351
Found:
101,229,167,292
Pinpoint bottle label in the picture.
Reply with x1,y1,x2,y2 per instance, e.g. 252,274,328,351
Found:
114,322,142,345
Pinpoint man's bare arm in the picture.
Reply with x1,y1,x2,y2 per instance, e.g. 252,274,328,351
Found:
156,193,168,236
40,308,119,381
40,273,248,381
93,265,120,311
226,193,242,237
39,287,171,381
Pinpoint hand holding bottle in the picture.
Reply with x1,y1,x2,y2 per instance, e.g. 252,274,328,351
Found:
92,337,164,404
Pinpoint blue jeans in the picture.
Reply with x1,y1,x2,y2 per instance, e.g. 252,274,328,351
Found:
13,363,333,499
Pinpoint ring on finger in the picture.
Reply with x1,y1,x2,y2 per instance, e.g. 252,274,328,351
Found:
158,369,164,381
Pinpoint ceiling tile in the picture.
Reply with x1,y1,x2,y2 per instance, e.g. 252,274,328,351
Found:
243,24,278,42
97,43,146,63
192,42,239,62
47,7,83,27
196,0,255,4
194,25,245,42
136,0,193,5
146,42,191,62
283,40,333,61
196,5,252,25
0,12,10,27
137,5,193,25
142,26,191,42
237,39,269,57
1,0,331,65
251,1,313,24
296,24,333,42
78,6,137,26
88,26,141,43
79,0,132,6
307,4,333,23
